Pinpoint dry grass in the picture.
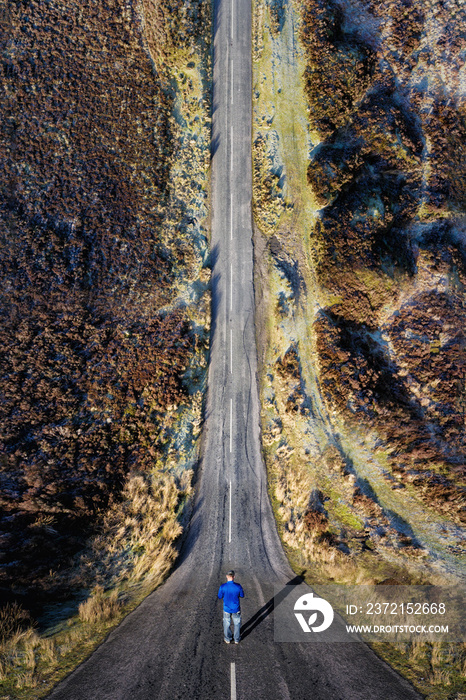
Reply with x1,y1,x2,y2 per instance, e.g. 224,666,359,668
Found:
371,640,466,700
252,135,290,236
78,587,121,625
265,440,365,583
0,629,40,684
83,469,192,588
0,604,33,645
0,468,193,698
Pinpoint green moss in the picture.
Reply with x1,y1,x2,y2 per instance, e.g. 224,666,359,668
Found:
328,498,365,532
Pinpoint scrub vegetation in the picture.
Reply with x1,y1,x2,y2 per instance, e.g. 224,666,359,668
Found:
0,0,211,695
301,0,465,528
252,0,465,696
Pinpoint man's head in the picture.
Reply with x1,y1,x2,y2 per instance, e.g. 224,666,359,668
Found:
226,570,235,581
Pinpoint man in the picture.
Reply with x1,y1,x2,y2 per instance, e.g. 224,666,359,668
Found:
217,570,244,644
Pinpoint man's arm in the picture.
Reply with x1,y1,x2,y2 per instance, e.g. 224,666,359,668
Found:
239,584,244,598
217,584,224,599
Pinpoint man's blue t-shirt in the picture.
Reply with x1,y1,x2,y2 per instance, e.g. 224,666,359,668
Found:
218,580,244,613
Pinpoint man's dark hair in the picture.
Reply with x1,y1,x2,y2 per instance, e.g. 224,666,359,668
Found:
226,570,235,577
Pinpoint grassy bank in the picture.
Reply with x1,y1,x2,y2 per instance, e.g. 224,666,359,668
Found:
0,469,192,699
252,0,465,585
0,0,212,696
252,0,465,696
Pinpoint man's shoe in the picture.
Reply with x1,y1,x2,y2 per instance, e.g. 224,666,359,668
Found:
234,641,240,644
224,639,231,644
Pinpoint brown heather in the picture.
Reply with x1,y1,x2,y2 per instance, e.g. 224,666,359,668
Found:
0,0,211,693
300,0,465,523
0,0,210,619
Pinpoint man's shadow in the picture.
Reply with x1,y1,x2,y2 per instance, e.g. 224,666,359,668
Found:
240,574,305,641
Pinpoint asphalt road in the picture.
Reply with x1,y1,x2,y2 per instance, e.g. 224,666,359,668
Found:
47,0,422,697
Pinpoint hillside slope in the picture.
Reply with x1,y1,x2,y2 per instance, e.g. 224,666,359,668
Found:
252,0,465,585
0,0,211,609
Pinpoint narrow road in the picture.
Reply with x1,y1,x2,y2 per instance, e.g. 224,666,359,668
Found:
48,0,422,697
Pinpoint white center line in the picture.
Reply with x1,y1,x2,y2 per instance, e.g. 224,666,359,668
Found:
230,327,233,373
231,0,234,42
224,295,227,349
229,480,232,543
230,191,233,238
231,59,234,105
230,398,233,453
230,124,233,171
230,262,233,311
224,60,228,152
231,662,237,700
